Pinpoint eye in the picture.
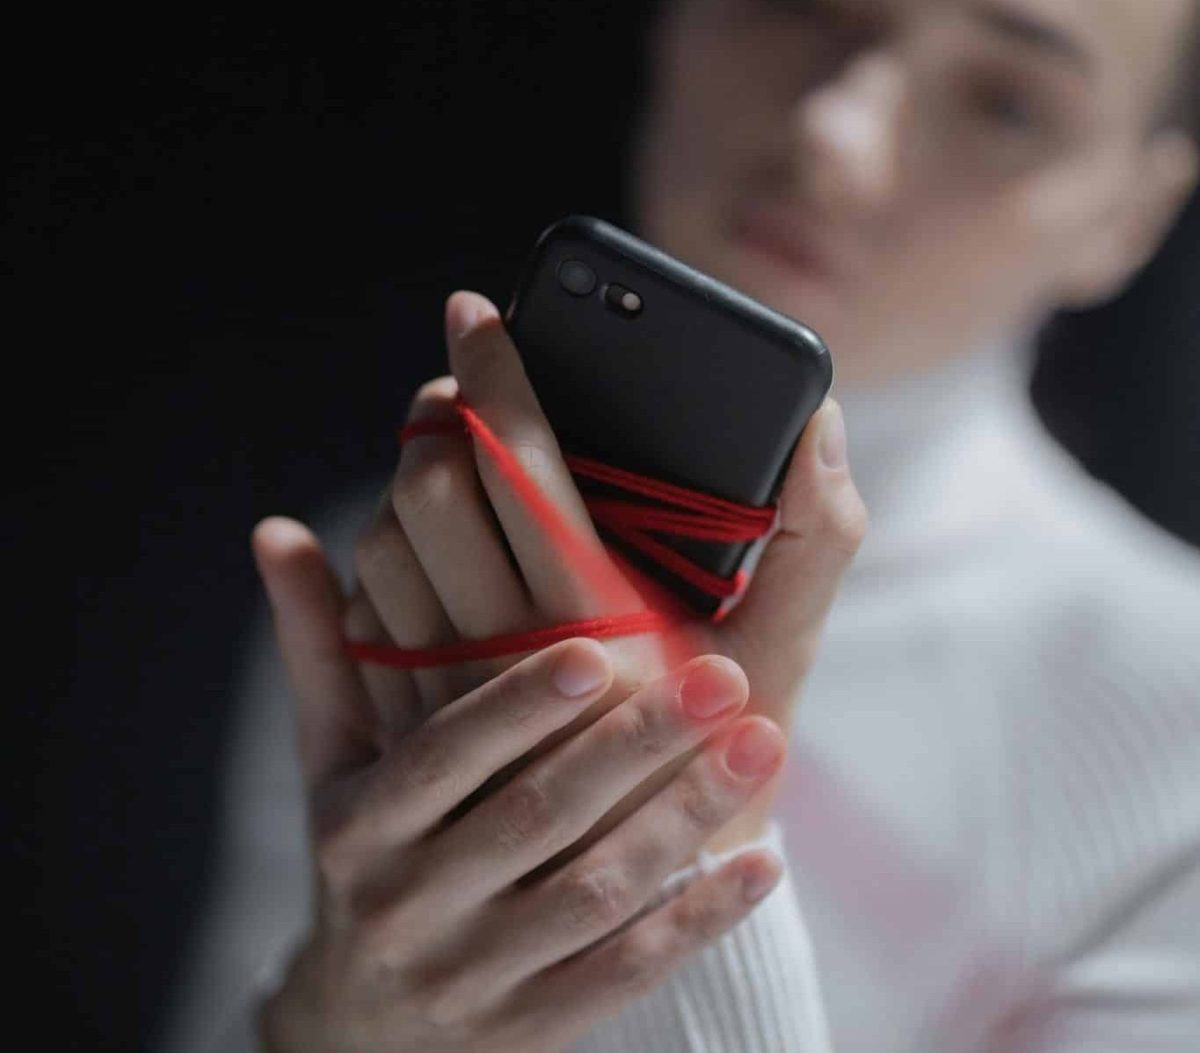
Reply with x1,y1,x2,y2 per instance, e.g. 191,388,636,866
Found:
749,0,820,11
747,0,849,27
968,81,1044,133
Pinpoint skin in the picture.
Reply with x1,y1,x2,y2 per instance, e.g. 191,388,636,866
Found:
253,0,1198,1049
631,0,1198,387
252,294,864,1050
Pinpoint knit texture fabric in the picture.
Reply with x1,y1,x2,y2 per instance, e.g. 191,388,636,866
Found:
158,340,1200,1052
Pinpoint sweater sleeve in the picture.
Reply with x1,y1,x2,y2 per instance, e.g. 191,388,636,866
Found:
567,817,833,1053
166,820,834,1053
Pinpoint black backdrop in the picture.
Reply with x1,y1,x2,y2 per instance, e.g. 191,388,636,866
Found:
6,7,1197,1049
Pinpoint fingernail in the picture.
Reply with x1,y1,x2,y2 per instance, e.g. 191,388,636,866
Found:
818,400,847,470
741,855,782,904
678,660,745,720
551,641,610,697
725,720,783,778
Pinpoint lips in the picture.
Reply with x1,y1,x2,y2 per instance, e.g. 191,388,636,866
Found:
729,201,847,284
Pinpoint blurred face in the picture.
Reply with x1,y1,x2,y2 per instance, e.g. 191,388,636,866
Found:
630,0,1197,386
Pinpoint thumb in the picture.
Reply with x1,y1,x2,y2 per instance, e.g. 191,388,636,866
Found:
720,399,867,708
251,516,378,788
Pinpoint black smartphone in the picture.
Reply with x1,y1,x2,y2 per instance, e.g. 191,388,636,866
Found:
503,214,833,620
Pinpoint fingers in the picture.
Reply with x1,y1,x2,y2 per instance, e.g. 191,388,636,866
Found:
444,290,643,622
251,516,378,787
390,373,537,641
417,654,754,908
720,397,868,707
500,843,783,1049
351,483,470,716
340,584,424,737
312,636,615,892
448,713,785,1003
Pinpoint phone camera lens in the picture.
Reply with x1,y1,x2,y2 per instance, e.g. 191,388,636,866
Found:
557,259,597,296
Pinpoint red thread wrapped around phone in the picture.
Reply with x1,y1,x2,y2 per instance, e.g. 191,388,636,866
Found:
344,392,779,672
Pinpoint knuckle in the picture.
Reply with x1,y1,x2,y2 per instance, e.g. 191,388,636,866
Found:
474,430,556,495
610,926,671,994
314,836,355,894
410,967,473,1030
819,487,869,557
674,772,727,835
311,803,362,894
669,886,728,944
410,375,457,412
560,860,635,930
347,861,441,962
393,731,461,802
611,700,671,759
350,893,416,956
391,456,459,524
511,434,556,485
422,989,468,1031
499,678,545,731
494,770,558,852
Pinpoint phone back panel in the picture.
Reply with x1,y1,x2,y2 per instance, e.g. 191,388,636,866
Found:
504,215,833,618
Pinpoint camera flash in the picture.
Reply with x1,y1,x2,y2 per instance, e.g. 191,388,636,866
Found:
603,282,643,317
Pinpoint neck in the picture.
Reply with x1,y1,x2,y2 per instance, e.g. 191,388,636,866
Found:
830,336,1041,568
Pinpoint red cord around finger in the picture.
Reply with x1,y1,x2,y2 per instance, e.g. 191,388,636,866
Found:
343,392,778,671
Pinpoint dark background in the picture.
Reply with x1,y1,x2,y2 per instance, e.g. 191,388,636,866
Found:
6,6,1197,1049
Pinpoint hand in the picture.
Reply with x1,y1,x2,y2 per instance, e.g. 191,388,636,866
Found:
346,289,867,854
250,530,788,1052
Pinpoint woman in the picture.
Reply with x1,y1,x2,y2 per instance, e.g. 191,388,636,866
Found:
162,0,1200,1049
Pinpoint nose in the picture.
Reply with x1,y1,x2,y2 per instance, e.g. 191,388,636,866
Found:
791,48,907,217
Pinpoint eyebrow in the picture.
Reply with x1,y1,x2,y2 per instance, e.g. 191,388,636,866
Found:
968,1,1094,75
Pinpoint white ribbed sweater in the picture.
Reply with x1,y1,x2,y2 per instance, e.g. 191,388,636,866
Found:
159,341,1200,1052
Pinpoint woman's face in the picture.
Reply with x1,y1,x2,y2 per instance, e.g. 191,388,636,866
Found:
630,0,1196,386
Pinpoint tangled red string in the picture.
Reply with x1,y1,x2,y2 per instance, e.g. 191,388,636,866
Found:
344,391,779,670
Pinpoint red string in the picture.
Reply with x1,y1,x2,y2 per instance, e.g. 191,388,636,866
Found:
344,392,779,670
